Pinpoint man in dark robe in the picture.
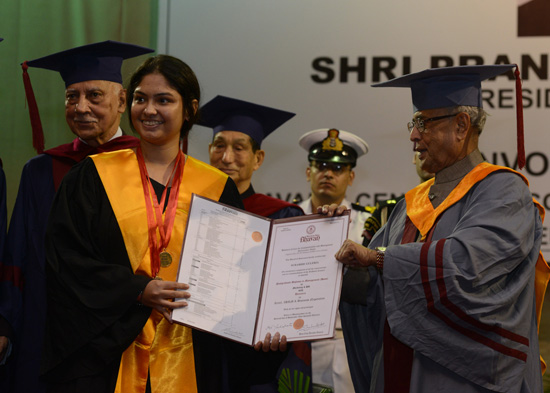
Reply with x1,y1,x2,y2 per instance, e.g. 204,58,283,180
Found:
0,40,154,393
203,95,302,219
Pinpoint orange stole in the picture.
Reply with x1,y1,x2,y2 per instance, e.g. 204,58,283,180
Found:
405,162,550,374
91,150,228,393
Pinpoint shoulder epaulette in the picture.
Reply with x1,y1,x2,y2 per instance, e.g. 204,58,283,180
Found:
351,202,376,214
378,199,398,208
376,195,405,209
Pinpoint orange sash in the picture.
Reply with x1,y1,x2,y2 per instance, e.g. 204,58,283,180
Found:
91,150,228,393
405,162,550,374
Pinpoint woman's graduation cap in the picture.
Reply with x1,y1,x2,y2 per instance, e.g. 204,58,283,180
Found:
372,64,525,169
21,40,154,153
198,95,296,147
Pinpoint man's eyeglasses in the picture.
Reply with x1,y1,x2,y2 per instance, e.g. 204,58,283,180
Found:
311,161,350,174
407,113,459,134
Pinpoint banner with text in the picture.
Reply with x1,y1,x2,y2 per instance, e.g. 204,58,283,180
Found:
160,0,550,252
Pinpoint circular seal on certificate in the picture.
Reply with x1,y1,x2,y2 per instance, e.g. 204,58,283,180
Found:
251,231,263,242
293,318,305,330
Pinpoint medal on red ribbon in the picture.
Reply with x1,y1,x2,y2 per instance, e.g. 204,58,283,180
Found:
137,146,184,277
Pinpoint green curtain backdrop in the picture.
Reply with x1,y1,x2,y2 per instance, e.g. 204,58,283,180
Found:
0,0,158,220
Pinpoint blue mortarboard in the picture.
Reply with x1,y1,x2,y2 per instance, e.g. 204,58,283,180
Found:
372,64,526,169
198,95,296,146
21,40,154,154
23,40,154,86
372,64,516,112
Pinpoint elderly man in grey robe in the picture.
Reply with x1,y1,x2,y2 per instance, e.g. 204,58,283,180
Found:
333,64,549,393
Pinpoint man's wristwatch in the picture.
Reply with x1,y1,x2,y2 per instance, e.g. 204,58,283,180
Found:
375,247,386,273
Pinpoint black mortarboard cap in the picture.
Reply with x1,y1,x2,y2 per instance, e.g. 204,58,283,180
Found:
372,64,516,112
198,95,295,146
23,40,154,87
372,64,526,169
21,40,154,154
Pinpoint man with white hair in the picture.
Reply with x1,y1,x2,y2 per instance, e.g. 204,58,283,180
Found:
334,64,549,392
0,40,153,393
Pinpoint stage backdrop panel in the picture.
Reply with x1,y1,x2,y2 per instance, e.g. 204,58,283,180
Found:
159,0,550,253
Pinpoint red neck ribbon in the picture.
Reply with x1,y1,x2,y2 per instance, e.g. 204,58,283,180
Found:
136,146,185,277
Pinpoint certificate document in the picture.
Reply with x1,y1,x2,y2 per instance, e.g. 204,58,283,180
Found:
172,194,349,346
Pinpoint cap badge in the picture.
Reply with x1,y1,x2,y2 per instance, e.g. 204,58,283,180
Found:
321,129,344,152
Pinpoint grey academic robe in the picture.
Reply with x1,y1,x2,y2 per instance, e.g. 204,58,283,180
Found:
355,167,543,392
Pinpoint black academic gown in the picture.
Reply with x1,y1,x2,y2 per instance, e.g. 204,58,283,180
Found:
0,136,140,393
42,157,244,393
42,159,298,393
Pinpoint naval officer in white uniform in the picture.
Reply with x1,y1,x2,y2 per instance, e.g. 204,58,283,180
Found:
298,128,371,392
